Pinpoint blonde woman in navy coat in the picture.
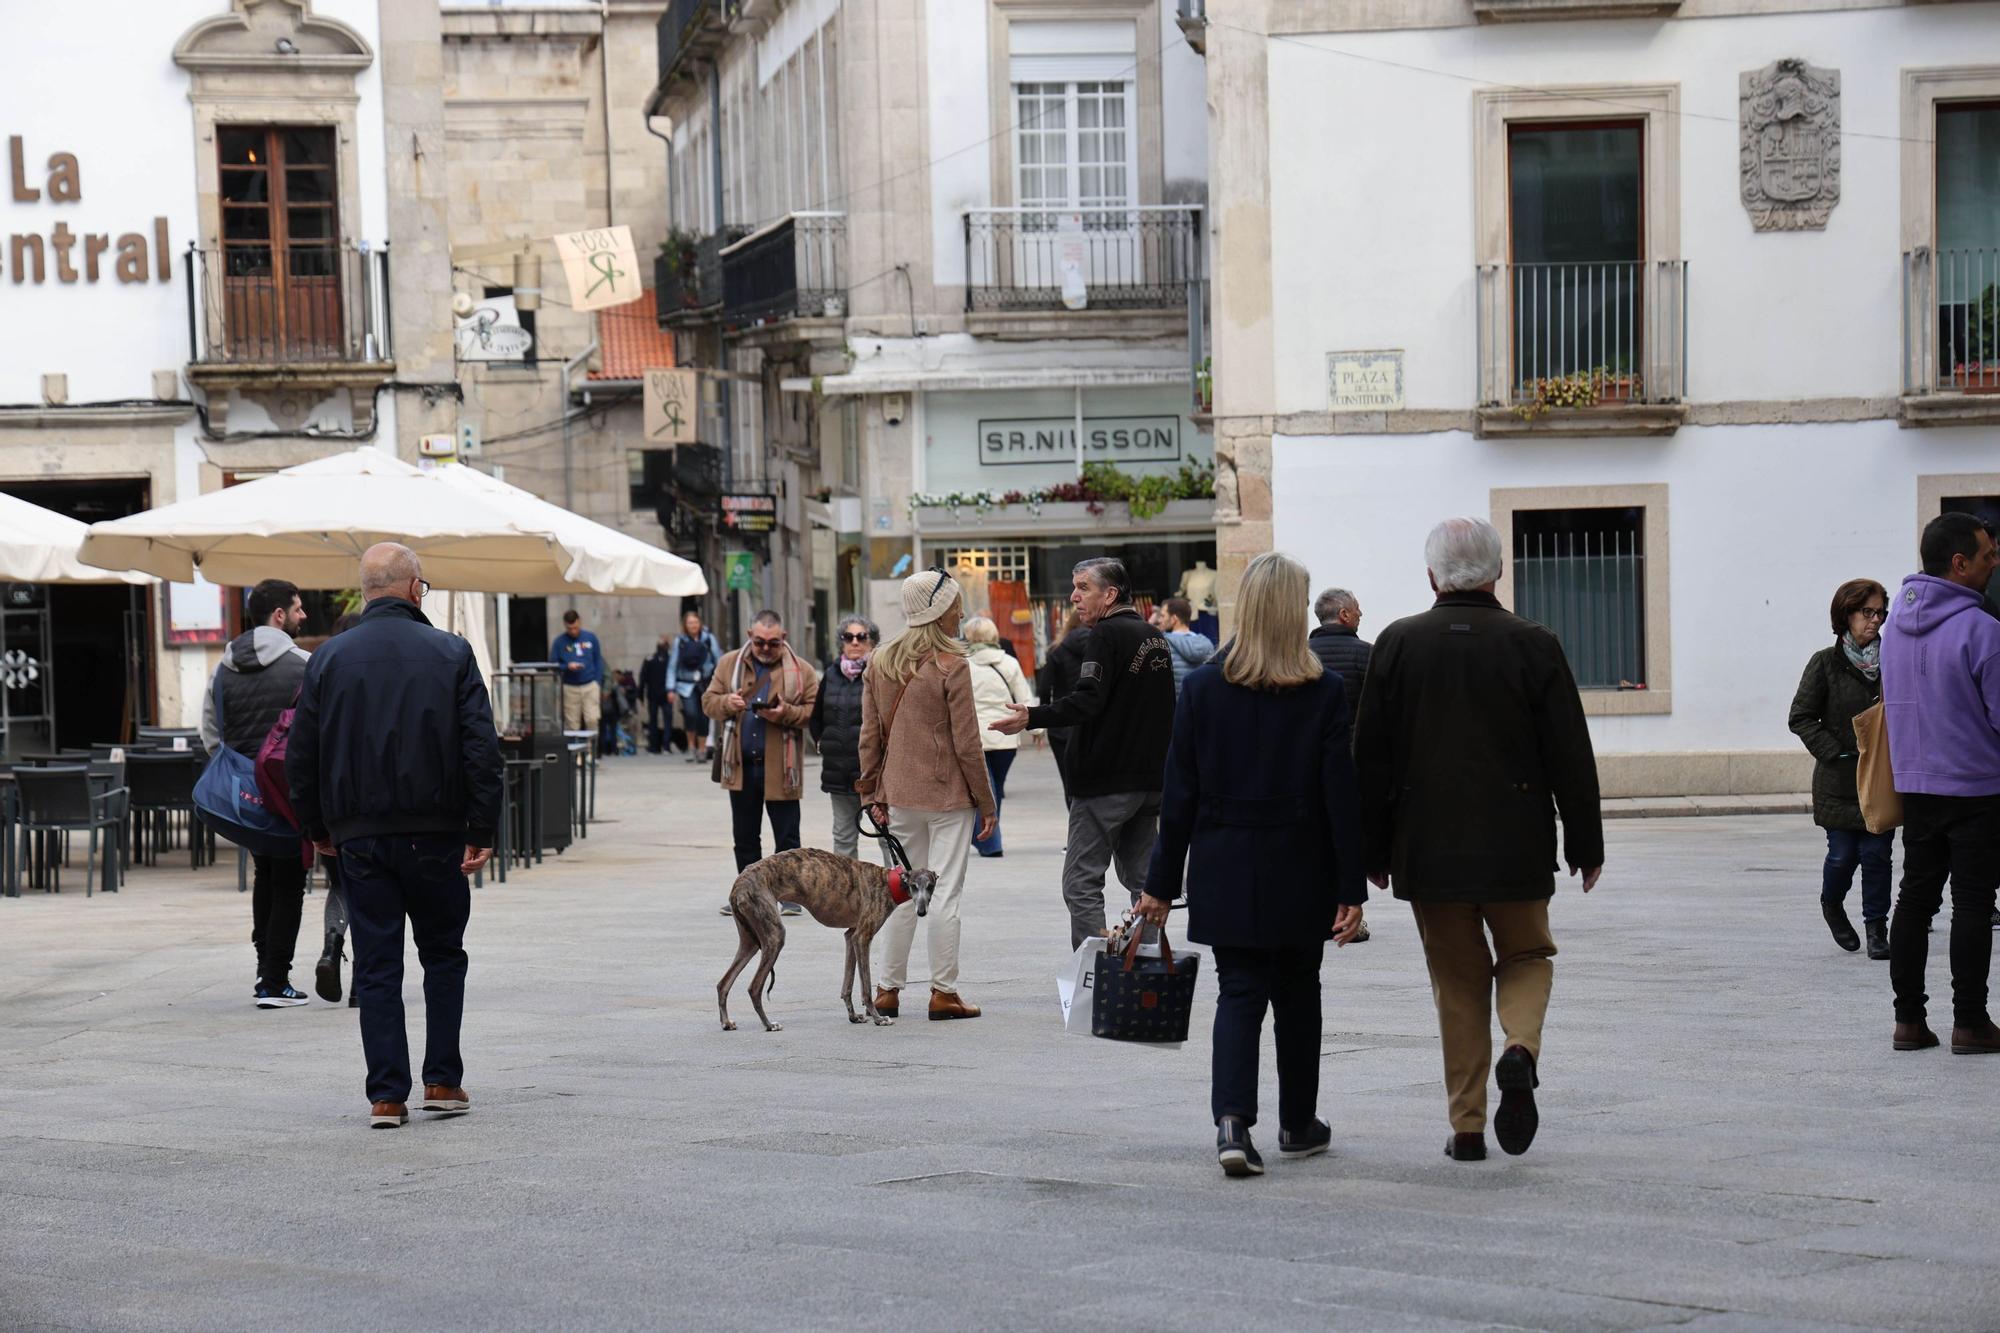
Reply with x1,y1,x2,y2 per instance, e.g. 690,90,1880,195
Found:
1137,551,1368,1178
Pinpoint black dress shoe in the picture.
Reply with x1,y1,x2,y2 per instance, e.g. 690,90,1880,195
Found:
1493,1045,1540,1156
1217,1116,1264,1177
1278,1117,1331,1159
1866,919,1890,960
314,931,344,1004
1445,1132,1487,1161
1822,902,1861,952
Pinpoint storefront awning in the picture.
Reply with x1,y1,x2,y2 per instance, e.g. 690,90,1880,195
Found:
780,367,1193,396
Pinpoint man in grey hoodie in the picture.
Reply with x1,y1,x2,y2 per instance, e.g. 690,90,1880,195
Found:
1882,513,2000,1055
201,578,312,1008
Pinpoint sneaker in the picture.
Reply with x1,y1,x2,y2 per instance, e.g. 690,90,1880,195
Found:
370,1101,408,1129
1278,1117,1332,1159
418,1084,471,1116
255,984,309,1009
1216,1116,1264,1178
780,902,804,917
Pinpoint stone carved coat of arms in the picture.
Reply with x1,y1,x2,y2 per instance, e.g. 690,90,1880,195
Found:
1740,59,1841,231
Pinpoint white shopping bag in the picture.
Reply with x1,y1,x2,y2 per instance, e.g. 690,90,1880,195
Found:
1056,936,1108,1035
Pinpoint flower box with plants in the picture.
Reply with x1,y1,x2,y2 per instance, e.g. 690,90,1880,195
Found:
1946,284,2000,393
908,458,1217,523
1512,365,1644,421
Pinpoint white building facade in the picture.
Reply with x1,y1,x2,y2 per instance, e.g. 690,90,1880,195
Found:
1198,0,2000,797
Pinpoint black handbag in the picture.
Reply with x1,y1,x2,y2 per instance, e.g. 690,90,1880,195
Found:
1091,924,1200,1043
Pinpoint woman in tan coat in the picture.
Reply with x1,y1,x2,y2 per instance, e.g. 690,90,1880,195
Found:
856,569,997,1020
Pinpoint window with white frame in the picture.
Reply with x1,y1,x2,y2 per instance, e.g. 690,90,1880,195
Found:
1008,20,1137,227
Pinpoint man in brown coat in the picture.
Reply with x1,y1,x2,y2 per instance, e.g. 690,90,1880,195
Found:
1353,518,1603,1164
705,609,820,915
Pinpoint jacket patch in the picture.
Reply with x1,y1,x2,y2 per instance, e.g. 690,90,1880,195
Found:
1079,660,1104,682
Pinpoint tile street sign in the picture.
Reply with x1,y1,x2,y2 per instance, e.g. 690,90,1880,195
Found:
552,225,641,313
1327,350,1405,412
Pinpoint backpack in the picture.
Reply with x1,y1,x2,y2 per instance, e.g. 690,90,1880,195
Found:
194,670,302,858
255,699,300,833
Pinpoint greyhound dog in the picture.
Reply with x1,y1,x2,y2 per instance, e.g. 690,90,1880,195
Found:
718,847,937,1032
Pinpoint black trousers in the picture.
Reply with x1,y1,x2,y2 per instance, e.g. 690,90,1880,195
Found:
646,697,669,752
1891,793,2000,1028
1210,942,1325,1130
250,852,307,988
729,756,801,872
342,833,470,1105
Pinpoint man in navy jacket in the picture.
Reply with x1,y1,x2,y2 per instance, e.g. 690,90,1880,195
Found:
288,542,503,1129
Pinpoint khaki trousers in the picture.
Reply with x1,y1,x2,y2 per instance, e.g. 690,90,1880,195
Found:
1409,898,1557,1133
562,682,601,731
876,806,976,994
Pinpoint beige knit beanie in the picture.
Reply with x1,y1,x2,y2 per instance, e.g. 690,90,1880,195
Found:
900,567,960,627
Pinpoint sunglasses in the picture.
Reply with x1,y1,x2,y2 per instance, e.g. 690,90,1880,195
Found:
840,631,874,643
750,634,785,649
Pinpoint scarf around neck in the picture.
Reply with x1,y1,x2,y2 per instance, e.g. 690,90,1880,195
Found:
1841,632,1880,681
839,654,868,680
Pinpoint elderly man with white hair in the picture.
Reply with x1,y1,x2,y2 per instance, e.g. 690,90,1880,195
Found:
1351,517,1603,1163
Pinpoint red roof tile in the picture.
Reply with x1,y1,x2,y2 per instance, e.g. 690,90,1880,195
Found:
590,288,676,380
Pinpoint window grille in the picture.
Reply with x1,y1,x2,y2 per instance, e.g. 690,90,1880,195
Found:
1512,508,1646,690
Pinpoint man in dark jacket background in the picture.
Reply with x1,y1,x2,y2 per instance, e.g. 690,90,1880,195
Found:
1353,518,1602,1163
288,543,503,1129
991,557,1175,946
640,632,674,754
202,577,310,1009
1309,586,1372,703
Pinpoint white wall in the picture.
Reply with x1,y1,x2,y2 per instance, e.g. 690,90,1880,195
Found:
1273,420,1997,755
926,0,991,290
0,0,385,406
1264,4,2000,415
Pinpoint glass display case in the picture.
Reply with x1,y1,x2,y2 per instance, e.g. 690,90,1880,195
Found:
493,663,571,854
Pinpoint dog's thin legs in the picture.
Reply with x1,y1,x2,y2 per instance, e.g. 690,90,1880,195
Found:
746,924,786,1032
717,907,761,1031
856,927,893,1026
841,929,863,1023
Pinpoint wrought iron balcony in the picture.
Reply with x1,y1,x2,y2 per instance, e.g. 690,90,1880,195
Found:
1904,247,2000,396
655,0,733,91
721,212,847,329
1475,260,1688,411
656,226,750,328
185,242,392,367
965,206,1201,314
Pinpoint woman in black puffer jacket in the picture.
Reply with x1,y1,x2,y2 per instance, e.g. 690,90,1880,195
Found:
1787,578,1892,959
811,615,877,859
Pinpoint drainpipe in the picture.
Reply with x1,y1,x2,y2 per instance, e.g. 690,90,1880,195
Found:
601,0,616,227
561,337,598,512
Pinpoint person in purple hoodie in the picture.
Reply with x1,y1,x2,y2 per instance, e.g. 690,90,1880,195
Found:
1882,512,2000,1055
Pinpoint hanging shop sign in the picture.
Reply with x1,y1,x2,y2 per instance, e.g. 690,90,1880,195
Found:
454,293,534,362
719,492,778,535
644,367,699,445
977,416,1181,467
552,224,641,313
165,572,226,646
1327,349,1405,412
724,550,757,592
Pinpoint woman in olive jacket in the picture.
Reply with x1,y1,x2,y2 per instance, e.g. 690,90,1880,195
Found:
1787,578,1893,959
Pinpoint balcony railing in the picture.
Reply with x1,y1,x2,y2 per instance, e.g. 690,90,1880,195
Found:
186,242,392,366
1476,260,1687,408
656,0,733,89
1904,247,2000,395
656,226,750,327
965,205,1201,313
721,212,847,328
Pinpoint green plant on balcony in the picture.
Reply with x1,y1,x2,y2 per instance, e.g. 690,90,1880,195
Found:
660,229,702,308
904,457,1216,522
1513,365,1642,421
1195,357,1213,413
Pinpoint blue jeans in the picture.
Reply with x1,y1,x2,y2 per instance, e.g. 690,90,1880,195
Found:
973,750,1015,856
1823,827,1893,923
341,833,470,1104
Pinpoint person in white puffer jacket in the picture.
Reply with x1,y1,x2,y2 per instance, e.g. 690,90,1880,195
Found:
964,617,1037,858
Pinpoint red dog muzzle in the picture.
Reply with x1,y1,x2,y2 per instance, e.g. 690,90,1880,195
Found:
887,866,909,905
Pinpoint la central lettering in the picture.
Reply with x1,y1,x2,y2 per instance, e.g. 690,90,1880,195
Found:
3,135,170,286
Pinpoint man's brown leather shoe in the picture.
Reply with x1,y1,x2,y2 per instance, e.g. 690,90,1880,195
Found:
1445,1132,1487,1161
1950,1021,2000,1055
419,1085,471,1114
929,989,981,1020
1893,1022,1941,1051
370,1101,408,1129
873,988,900,1018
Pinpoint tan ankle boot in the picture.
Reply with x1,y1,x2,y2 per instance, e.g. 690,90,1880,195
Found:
928,989,981,1021
873,988,900,1017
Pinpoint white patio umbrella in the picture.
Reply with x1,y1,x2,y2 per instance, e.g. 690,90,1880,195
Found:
78,450,581,593
429,462,708,597
0,491,154,584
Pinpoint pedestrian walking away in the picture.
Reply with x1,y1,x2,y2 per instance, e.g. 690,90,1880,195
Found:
311,610,363,1007
1789,579,1895,959
641,633,675,753
286,543,503,1129
811,615,879,860
991,557,1175,948
1158,596,1215,695
964,615,1037,858
671,610,721,761
552,609,606,734
1037,608,1091,802
1137,552,1367,1178
1309,586,1373,704
704,610,820,915
201,577,311,1010
1882,512,2000,1056
1352,517,1603,1161
856,568,997,1020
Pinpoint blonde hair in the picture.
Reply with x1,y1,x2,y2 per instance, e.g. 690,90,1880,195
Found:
963,616,1000,645
873,619,968,683
1220,552,1325,692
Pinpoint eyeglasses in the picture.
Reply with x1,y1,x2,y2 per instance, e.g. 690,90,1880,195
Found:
840,631,873,643
1856,607,1886,621
416,579,431,600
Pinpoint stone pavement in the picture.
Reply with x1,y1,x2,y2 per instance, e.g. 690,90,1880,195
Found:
2,747,1996,1332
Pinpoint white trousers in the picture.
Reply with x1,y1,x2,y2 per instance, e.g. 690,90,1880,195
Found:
875,805,976,994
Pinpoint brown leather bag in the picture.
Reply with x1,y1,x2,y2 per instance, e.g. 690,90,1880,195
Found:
1853,699,1902,834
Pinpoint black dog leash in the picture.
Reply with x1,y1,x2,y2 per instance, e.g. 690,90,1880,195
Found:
857,805,913,872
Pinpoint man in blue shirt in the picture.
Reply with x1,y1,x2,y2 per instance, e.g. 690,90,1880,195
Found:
551,609,606,733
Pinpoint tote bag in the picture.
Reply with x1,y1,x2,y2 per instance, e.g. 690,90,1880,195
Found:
1091,926,1200,1045
1853,699,1903,835
194,673,302,857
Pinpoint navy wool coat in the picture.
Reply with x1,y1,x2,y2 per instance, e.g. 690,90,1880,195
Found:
1143,660,1368,948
